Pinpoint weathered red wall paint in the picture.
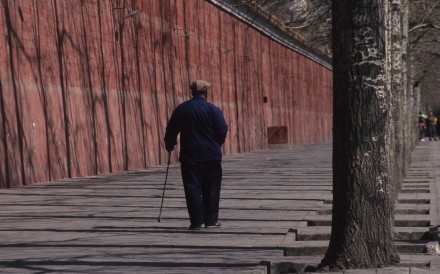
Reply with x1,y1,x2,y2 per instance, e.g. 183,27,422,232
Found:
0,0,332,188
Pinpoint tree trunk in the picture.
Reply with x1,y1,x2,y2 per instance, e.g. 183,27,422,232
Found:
391,0,404,194
319,0,400,270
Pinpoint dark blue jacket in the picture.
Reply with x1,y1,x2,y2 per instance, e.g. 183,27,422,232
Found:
164,96,228,162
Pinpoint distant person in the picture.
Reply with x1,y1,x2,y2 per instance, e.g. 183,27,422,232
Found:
426,111,438,141
164,80,228,230
418,111,427,141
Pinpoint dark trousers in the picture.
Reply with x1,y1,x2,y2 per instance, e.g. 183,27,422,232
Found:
419,126,425,140
180,161,222,226
427,126,437,140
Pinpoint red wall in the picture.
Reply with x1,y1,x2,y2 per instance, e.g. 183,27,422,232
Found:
0,0,332,187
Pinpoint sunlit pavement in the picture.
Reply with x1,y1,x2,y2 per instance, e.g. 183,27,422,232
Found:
0,141,439,273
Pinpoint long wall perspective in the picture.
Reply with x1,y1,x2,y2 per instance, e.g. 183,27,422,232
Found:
0,0,333,188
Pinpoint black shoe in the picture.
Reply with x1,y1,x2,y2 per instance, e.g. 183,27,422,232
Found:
189,224,203,230
205,222,222,228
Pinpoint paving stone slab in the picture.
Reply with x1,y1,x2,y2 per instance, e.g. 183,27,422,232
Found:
1,142,440,273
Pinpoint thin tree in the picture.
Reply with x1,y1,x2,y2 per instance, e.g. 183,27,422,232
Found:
318,0,401,270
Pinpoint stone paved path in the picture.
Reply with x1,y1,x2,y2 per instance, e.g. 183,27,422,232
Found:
0,142,439,273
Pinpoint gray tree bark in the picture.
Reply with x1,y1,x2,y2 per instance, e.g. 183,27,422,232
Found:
319,0,400,269
391,0,404,194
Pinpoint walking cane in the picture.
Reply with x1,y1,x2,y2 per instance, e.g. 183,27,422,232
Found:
157,151,172,222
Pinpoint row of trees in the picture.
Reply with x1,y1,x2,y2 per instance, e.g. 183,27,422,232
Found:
323,0,412,269
237,0,430,271
256,0,440,111
409,0,440,111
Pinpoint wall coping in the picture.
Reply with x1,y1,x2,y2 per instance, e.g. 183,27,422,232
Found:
208,0,332,70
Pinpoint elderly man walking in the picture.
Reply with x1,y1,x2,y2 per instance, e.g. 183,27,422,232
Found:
164,80,228,230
